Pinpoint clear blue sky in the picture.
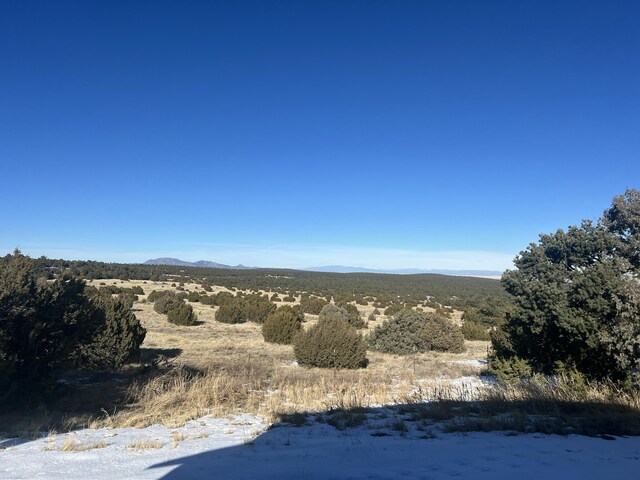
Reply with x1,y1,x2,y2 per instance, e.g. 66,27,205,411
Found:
1,1,638,270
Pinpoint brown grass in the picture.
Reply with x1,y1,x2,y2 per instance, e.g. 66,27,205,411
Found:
126,438,164,450
45,438,107,452
6,279,637,438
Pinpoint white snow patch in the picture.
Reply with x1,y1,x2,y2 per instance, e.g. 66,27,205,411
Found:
2,411,639,479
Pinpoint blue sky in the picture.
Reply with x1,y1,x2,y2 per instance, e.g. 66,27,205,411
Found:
1,1,638,271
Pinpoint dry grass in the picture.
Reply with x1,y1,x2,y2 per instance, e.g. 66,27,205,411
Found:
84,280,486,429
7,280,637,438
126,438,164,450
44,437,107,452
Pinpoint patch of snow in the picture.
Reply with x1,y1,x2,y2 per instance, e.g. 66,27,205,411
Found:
2,411,639,479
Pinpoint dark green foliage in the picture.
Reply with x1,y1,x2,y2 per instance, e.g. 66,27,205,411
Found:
199,294,216,306
368,311,464,355
154,292,182,314
215,295,276,324
335,303,366,329
186,291,201,302
461,320,491,341
215,301,247,324
167,302,198,326
74,291,146,369
372,308,381,315
282,295,296,302
494,190,640,381
420,314,465,353
300,295,329,315
0,252,145,402
262,305,304,344
147,290,171,302
293,317,367,369
215,291,235,306
243,294,277,324
602,189,640,269
486,355,533,382
384,304,404,316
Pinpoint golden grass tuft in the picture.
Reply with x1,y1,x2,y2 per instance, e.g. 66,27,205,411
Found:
126,438,164,450
48,438,108,452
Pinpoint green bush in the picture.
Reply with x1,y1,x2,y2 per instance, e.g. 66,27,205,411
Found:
319,303,365,328
494,190,640,381
337,302,366,329
167,302,198,326
420,314,465,353
300,295,329,315
147,289,171,302
487,355,533,383
293,317,367,369
154,292,183,314
215,301,247,324
368,311,464,355
187,291,201,302
383,303,404,316
75,291,147,369
262,306,304,344
461,320,491,341
0,252,145,401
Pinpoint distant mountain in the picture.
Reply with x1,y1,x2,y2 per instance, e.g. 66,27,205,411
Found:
303,265,503,278
143,258,252,269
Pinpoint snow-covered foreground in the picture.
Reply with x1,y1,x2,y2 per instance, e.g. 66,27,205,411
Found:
2,411,639,480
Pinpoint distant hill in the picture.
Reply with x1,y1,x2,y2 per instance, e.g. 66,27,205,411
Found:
143,258,252,269
303,265,503,278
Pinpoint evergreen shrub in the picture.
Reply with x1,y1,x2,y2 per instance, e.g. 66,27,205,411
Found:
262,305,304,344
167,302,198,326
368,311,465,355
293,317,367,369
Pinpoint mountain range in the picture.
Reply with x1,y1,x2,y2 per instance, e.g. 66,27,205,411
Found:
142,258,502,278
143,258,252,269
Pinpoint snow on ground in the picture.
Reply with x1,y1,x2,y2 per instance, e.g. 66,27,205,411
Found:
2,411,639,480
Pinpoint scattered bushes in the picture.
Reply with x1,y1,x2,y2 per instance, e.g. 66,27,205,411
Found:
147,289,197,326
262,306,304,344
368,311,464,355
214,295,276,324
293,317,367,369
